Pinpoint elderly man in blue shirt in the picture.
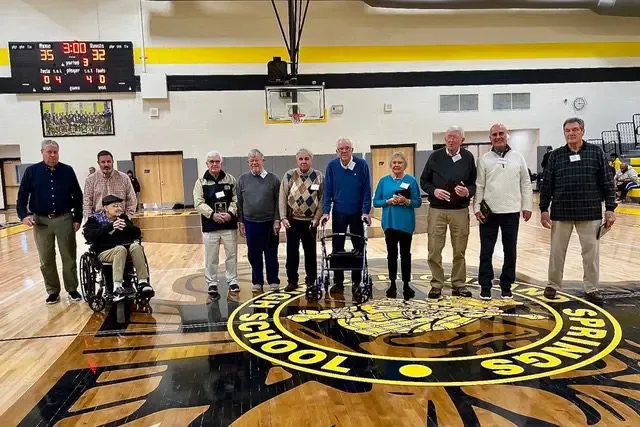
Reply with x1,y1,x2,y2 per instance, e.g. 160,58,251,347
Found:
17,140,83,304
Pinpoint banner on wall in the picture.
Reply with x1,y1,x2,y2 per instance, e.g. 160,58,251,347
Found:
40,100,115,138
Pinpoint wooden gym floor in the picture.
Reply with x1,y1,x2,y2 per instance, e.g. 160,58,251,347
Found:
1,199,640,426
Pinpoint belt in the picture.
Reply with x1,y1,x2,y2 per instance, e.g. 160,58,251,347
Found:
37,212,68,219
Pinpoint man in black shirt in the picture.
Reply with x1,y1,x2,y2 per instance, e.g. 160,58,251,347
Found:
420,126,477,299
540,118,616,304
17,140,83,304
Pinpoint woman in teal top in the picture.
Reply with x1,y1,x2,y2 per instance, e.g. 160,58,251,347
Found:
372,152,422,298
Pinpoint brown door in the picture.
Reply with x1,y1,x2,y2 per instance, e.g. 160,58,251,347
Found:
370,144,416,219
133,153,184,209
2,160,21,207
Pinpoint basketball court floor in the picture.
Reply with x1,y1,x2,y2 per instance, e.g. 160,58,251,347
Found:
1,200,640,426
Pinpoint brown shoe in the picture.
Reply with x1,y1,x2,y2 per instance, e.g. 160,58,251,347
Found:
428,288,442,299
452,287,472,298
544,286,557,299
585,290,604,304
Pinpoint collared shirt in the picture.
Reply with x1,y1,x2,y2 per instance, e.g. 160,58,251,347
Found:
251,169,268,179
540,141,616,221
339,158,356,170
17,161,83,222
83,170,137,217
446,148,461,157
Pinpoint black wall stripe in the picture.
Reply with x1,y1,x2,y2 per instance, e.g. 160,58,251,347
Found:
1,67,639,94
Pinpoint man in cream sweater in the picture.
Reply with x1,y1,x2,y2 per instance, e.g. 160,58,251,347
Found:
474,124,533,300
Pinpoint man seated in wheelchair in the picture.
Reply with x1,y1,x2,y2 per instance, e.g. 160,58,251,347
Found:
83,194,154,301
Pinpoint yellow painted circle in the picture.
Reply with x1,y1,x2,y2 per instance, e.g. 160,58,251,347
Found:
399,364,432,378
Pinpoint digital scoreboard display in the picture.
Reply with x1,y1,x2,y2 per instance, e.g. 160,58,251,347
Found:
8,41,136,93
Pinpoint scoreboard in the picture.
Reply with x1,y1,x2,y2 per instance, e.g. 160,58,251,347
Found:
8,41,136,93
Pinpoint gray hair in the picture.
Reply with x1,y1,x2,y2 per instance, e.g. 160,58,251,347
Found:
248,148,264,159
206,150,223,162
391,151,408,168
563,117,585,131
445,126,465,138
41,139,59,150
296,148,313,158
336,138,353,149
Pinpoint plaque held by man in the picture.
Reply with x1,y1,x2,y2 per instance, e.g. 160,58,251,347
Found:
214,201,228,214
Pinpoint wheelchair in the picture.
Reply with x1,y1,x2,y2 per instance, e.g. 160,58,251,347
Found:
79,245,154,319
306,220,373,304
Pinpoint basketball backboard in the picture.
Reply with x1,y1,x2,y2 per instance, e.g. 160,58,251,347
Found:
265,85,326,124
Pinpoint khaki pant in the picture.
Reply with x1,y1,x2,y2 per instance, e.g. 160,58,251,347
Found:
549,220,600,292
203,229,238,286
427,207,470,289
33,213,78,295
98,243,149,283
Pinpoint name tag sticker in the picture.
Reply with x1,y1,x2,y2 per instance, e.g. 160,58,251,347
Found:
452,154,462,163
569,154,581,162
310,184,320,191
215,191,225,199
400,182,410,189
497,158,508,165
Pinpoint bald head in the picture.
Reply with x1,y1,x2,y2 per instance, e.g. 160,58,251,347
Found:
489,123,509,152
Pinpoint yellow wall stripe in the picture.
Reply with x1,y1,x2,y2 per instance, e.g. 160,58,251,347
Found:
2,42,640,67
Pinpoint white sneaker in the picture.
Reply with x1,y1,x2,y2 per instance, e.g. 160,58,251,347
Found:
252,284,263,292
268,283,280,291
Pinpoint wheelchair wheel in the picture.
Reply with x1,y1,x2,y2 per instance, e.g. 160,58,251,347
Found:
306,279,323,302
88,295,106,312
79,253,97,302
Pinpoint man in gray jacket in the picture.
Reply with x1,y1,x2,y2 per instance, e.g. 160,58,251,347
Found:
237,149,281,292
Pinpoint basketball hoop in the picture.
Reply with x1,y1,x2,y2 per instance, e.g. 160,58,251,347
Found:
287,102,306,125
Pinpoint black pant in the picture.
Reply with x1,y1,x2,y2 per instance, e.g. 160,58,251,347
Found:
384,228,412,283
478,212,520,290
285,218,317,285
618,182,639,199
331,212,364,285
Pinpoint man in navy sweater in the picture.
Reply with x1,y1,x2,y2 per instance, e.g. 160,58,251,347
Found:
321,138,372,294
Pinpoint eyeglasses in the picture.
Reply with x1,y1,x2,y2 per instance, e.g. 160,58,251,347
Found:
336,147,352,152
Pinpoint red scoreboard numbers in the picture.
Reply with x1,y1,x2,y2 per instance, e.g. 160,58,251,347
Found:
63,42,87,54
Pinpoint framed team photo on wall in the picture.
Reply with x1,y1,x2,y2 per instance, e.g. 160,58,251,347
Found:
40,99,115,137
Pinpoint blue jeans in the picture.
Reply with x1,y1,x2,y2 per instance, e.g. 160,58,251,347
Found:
244,220,280,286
331,212,364,286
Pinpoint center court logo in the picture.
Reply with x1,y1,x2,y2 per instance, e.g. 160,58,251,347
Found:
227,281,621,386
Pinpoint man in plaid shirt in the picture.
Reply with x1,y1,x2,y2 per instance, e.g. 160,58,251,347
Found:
540,117,616,303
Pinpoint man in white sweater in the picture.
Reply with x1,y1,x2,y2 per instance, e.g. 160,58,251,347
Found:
474,124,533,300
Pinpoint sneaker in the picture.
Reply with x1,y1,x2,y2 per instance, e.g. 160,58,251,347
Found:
543,286,557,300
452,287,472,298
252,284,263,292
268,283,280,291
46,293,60,304
284,282,299,292
208,284,219,295
228,283,240,293
501,288,513,299
113,287,127,302
68,291,82,302
480,288,492,300
585,289,604,304
403,284,415,300
428,288,442,299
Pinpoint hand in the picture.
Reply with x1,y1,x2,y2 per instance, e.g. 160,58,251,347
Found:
434,189,451,202
386,197,397,205
522,210,532,222
541,212,552,229
273,220,281,235
475,211,486,222
113,219,126,230
212,213,223,223
604,211,616,228
22,216,34,227
239,223,246,237
362,214,371,226
394,194,409,205
222,213,232,222
311,218,319,228
454,185,469,198
73,222,81,232
281,218,291,229
320,214,329,226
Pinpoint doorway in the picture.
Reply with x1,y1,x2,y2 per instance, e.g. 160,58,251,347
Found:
1,159,21,208
370,144,416,219
132,152,184,209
